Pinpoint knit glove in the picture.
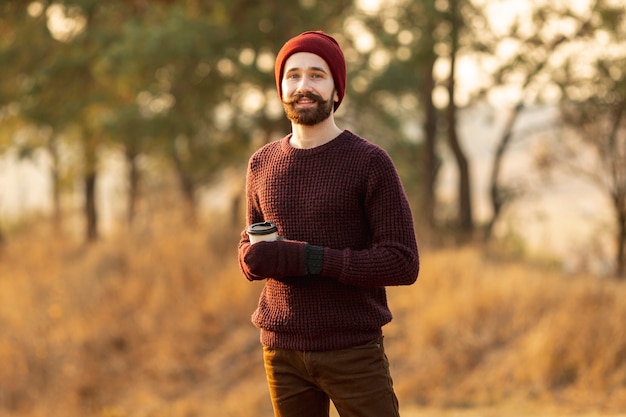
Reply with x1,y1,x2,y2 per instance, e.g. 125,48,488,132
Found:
242,240,324,280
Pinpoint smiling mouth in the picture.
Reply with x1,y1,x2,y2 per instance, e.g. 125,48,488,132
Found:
287,93,323,106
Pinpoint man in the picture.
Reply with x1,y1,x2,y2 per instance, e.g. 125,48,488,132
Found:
237,30,419,417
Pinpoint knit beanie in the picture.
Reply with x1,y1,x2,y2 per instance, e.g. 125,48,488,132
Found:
274,31,347,111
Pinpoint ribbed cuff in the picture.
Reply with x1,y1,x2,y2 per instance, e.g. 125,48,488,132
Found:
319,247,344,279
304,244,324,275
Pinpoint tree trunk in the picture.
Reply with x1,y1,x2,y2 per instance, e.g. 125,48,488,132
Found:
84,142,98,242
608,104,626,279
421,48,438,231
84,170,98,242
125,146,140,226
47,140,63,232
231,192,242,228
616,206,626,279
484,103,524,241
171,151,197,226
447,0,473,240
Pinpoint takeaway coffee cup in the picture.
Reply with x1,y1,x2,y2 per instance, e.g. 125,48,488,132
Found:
247,221,278,244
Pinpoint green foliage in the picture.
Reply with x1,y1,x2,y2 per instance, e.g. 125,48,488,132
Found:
0,0,362,223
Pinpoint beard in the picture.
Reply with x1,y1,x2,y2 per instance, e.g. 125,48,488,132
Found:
282,92,334,126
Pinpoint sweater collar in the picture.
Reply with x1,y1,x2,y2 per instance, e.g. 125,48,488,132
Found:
281,130,351,155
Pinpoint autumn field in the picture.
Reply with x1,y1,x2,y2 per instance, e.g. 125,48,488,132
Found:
1,211,626,417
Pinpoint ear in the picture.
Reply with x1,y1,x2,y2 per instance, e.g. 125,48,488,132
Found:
333,89,339,103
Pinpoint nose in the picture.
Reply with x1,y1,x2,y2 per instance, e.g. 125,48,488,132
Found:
295,77,311,93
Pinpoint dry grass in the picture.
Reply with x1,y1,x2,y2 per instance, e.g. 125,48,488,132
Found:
1,214,625,417
386,248,626,414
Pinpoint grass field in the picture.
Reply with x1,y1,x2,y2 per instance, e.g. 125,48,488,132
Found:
1,212,625,417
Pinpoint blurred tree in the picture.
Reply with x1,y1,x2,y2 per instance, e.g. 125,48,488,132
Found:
96,0,355,226
0,0,355,238
444,0,475,240
20,1,126,242
344,0,440,237
552,3,626,278
0,1,77,233
472,1,596,242
96,3,240,225
349,0,483,242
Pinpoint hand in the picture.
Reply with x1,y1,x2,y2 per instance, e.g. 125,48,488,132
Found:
243,240,306,279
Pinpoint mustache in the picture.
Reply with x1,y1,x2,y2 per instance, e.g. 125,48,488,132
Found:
283,92,326,105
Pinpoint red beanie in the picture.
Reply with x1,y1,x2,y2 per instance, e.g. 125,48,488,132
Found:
274,31,347,111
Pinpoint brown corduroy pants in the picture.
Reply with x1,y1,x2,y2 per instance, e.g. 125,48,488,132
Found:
262,337,401,417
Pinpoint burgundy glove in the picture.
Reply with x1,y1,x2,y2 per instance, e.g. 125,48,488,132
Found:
243,240,324,279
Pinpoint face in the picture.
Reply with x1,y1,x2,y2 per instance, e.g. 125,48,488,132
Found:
281,52,339,126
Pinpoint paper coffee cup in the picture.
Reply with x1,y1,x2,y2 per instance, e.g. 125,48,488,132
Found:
247,221,278,244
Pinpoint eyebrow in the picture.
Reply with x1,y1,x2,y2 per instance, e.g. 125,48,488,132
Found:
285,66,329,74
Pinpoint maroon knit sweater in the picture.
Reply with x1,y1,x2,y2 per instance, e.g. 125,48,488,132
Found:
238,130,419,351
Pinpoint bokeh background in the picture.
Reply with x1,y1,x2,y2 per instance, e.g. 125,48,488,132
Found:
1,0,625,416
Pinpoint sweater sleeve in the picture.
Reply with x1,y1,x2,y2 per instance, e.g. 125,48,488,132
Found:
237,153,267,282
320,149,419,287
